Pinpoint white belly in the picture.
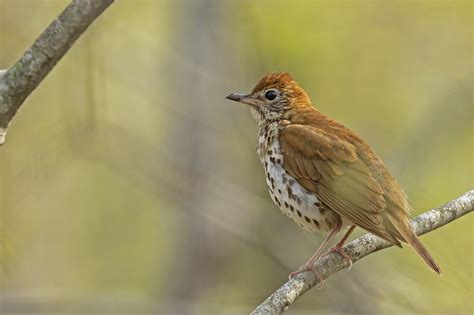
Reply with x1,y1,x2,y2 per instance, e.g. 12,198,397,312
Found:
262,141,336,233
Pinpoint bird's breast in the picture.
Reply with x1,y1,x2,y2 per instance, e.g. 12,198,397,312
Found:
257,124,341,233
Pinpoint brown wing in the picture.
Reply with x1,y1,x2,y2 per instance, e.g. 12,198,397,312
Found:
279,124,401,245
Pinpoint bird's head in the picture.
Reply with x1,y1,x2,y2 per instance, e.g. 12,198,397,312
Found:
226,72,311,124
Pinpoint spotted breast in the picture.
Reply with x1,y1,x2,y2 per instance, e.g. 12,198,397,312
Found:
257,121,345,233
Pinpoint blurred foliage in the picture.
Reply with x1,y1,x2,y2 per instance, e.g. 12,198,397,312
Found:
0,0,472,314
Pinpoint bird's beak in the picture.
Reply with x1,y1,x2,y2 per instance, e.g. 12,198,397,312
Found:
226,93,262,106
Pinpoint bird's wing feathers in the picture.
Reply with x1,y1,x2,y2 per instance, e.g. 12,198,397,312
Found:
279,124,401,244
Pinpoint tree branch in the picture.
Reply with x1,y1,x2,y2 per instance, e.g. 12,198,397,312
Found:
251,190,474,315
0,0,114,145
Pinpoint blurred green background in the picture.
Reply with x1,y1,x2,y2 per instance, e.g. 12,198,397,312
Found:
0,0,472,314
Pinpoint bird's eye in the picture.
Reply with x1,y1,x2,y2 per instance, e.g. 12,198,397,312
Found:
264,90,278,101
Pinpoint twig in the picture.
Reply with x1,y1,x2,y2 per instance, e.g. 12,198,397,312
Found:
0,0,114,145
251,190,474,315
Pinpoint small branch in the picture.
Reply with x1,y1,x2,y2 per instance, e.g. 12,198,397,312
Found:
0,0,114,145
251,190,474,315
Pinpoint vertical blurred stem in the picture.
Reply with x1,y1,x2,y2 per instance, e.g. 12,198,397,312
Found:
161,0,227,309
0,0,113,145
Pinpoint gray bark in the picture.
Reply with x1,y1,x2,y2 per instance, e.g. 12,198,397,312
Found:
0,0,113,145
251,190,474,314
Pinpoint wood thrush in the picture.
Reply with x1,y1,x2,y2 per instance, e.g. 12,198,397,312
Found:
226,72,441,279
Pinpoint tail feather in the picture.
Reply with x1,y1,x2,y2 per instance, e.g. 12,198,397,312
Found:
407,232,441,275
386,214,441,274
405,231,442,275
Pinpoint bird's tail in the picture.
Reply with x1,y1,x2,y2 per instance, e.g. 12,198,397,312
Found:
405,228,441,274
388,215,442,274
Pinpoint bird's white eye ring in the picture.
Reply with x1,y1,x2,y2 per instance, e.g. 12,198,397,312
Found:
264,89,278,101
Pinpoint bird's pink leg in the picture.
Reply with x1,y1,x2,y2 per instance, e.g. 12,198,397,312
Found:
289,223,342,286
324,225,356,270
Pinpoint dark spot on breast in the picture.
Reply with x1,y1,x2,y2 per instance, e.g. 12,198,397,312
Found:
284,201,289,208
312,219,320,228
270,157,276,164
304,216,311,223
264,161,268,167
319,207,326,214
299,223,304,228
288,179,295,186
290,205,294,211
267,172,270,180
314,202,322,207
267,149,273,155
282,176,288,184
276,159,281,164
278,189,282,194
296,210,302,217
274,196,281,207
286,212,291,217
287,186,299,202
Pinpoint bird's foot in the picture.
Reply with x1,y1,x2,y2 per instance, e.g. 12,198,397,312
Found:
325,245,353,271
289,264,325,288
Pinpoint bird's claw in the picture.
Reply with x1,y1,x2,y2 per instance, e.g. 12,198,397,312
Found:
326,245,353,271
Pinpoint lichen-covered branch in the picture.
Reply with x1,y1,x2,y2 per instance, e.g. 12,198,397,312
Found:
0,0,114,145
251,190,474,315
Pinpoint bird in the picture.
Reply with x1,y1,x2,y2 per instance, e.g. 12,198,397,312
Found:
226,72,441,280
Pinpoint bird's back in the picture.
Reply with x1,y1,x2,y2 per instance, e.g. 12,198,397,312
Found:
285,106,411,215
